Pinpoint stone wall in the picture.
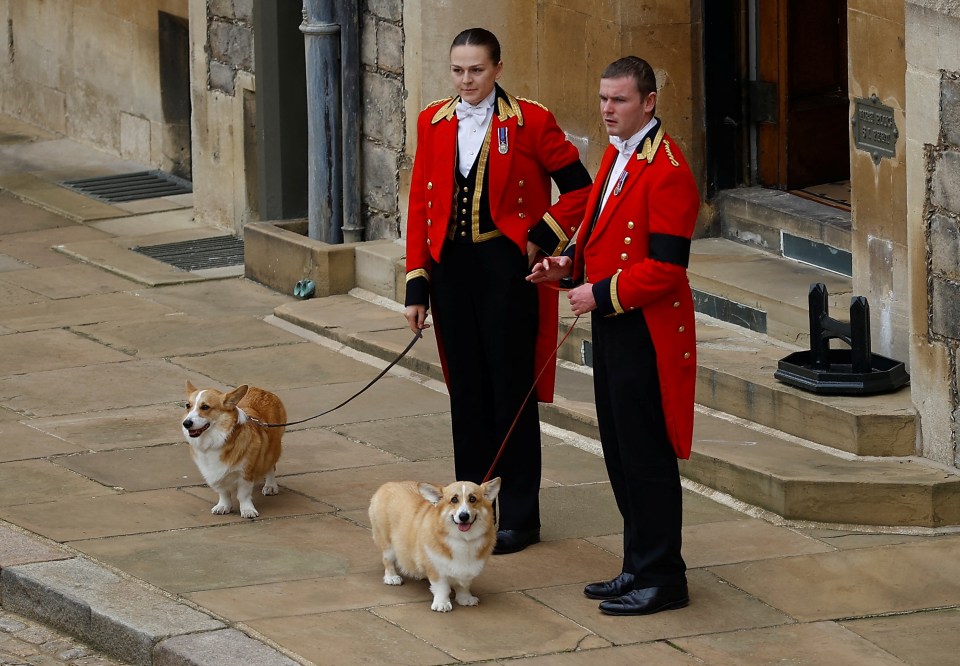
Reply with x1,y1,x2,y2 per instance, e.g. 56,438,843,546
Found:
906,1,960,465
0,0,190,172
848,1,909,366
361,0,405,240
400,0,703,237
189,0,258,233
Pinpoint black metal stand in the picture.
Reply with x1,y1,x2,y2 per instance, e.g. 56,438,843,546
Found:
774,283,910,395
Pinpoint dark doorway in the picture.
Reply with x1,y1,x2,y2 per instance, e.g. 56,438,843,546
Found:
158,12,192,180
704,0,850,194
756,0,849,190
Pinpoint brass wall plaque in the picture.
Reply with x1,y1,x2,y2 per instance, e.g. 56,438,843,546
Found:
853,95,898,163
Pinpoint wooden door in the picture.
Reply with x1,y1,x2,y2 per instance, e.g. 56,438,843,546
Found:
756,0,849,190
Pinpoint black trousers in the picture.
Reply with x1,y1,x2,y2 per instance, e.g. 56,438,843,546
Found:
431,236,541,531
591,308,686,587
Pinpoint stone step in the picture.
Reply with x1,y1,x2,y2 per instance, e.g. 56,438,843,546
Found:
717,187,852,276
687,237,853,346
269,291,958,528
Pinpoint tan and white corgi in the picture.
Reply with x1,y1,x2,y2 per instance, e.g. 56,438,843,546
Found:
368,477,501,612
181,380,286,519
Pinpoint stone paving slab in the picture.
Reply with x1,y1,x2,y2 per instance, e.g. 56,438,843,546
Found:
0,524,72,568
87,210,198,238
0,460,117,507
26,405,185,452
841,607,960,666
0,253,35,272
0,172,128,222
1,558,224,666
71,514,375,594
136,280,296,320
0,263,138,300
0,420,85,462
709,536,960,621
0,329,130,375
154,628,298,666
79,315,304,359
0,224,111,268
673,620,908,665
0,360,195,417
495,642,706,665
0,292,176,333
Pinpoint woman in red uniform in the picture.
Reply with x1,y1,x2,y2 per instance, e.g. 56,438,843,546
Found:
404,28,591,554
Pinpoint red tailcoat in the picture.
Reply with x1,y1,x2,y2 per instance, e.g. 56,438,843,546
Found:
574,124,700,458
405,88,591,401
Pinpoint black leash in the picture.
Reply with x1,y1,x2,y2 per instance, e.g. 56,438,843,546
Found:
248,330,423,428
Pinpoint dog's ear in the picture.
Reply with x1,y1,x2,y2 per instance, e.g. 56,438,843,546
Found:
224,384,249,407
186,380,197,396
418,482,443,505
482,477,501,502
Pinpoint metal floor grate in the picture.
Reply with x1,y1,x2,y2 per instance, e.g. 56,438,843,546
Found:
60,170,192,203
132,236,244,271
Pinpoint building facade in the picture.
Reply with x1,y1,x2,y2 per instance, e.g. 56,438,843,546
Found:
1,0,958,469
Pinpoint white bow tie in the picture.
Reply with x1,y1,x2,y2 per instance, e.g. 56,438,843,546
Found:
610,135,638,158
456,102,489,124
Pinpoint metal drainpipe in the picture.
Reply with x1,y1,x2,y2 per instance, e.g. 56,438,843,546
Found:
338,3,363,243
301,0,342,243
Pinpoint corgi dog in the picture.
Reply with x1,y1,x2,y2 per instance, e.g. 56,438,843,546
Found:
368,477,501,612
181,381,286,519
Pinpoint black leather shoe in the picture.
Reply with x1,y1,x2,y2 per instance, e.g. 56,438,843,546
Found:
493,528,540,554
583,572,637,600
598,584,689,616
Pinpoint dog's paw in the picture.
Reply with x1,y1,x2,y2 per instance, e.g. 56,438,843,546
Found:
431,599,453,612
383,574,403,585
211,503,232,515
262,483,279,496
455,593,479,606
239,506,259,519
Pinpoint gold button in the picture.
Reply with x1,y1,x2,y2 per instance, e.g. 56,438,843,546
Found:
678,325,685,333
426,219,432,227
683,352,691,359
460,231,466,237
627,221,634,229
570,226,576,232
427,182,433,190
519,212,526,219
518,197,523,204
428,201,433,208
426,238,431,245
462,187,469,192
460,221,466,226
519,180,525,187
673,301,680,308
462,197,468,203
620,253,628,260
461,209,466,214
624,237,632,245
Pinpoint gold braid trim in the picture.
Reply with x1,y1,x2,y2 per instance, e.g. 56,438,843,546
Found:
610,272,625,315
405,268,430,283
430,97,458,124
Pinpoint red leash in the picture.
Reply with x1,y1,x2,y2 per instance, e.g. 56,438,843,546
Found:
482,314,580,483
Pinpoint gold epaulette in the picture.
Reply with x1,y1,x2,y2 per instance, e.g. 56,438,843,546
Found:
516,96,550,113
429,97,457,124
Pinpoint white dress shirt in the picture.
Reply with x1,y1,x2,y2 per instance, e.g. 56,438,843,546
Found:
599,117,658,211
456,89,496,177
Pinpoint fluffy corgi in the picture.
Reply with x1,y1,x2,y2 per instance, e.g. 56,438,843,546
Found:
368,477,501,612
181,380,286,519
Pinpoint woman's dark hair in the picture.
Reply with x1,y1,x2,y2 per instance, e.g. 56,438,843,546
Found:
601,56,657,97
450,27,502,63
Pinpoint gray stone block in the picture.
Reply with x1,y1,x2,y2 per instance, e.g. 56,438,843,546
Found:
931,276,960,339
1,558,224,666
366,0,402,22
931,148,960,214
208,0,236,19
942,75,960,147
362,72,404,149
931,212,960,281
362,139,399,213
233,0,254,23
362,13,377,67
208,60,236,96
209,20,254,71
155,628,299,666
377,21,404,75
0,525,73,568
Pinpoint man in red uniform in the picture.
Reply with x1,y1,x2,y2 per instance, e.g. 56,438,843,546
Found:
529,56,700,613
404,29,591,554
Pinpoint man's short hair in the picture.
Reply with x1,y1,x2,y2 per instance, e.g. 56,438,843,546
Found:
601,56,657,97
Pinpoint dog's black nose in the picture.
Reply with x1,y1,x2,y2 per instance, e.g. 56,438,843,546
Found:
182,419,192,429
457,510,471,523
